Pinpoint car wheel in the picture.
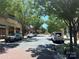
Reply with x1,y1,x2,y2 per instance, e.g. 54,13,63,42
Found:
27,36,32,38
5,38,8,42
19,37,22,40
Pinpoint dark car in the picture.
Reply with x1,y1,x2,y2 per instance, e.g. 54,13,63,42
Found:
49,32,64,44
51,36,64,44
5,33,22,42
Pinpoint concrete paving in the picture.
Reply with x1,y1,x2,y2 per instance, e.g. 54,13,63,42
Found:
0,48,36,59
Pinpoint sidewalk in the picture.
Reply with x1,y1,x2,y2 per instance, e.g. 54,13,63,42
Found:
0,48,36,59
65,39,79,44
0,39,5,42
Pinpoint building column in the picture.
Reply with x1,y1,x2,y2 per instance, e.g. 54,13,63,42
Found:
20,28,22,34
14,27,16,34
6,25,8,36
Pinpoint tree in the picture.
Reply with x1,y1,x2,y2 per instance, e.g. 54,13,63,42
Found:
0,0,26,17
25,16,44,33
34,0,79,47
48,15,66,33
0,0,10,16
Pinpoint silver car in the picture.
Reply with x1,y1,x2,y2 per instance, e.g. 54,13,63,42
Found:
5,33,22,42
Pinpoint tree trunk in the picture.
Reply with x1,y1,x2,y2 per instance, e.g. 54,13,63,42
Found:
74,31,77,46
22,24,26,36
69,22,73,51
73,25,77,46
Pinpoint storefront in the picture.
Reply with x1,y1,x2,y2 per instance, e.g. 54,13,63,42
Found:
0,24,6,39
0,17,22,39
8,26,14,35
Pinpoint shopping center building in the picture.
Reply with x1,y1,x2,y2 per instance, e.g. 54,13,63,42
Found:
0,16,22,39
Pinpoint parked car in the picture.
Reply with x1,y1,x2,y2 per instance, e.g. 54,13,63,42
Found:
5,33,22,42
51,32,63,37
48,32,64,44
27,33,37,38
51,35,64,44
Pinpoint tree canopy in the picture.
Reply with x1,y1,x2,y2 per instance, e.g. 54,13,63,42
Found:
25,16,44,30
34,0,79,46
0,0,26,19
48,15,66,33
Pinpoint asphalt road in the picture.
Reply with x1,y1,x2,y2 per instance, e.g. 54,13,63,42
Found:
16,37,53,50
2,35,70,50
16,36,70,49
0,36,66,59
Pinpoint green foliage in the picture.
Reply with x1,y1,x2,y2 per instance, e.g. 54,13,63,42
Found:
0,0,9,15
34,0,79,26
55,44,69,54
7,0,26,19
45,0,79,19
47,16,66,33
25,16,44,29
0,0,26,20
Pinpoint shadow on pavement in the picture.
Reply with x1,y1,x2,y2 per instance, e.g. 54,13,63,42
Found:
4,43,19,48
26,44,65,59
0,43,19,54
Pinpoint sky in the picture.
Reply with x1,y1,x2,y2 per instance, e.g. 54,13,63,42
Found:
41,15,49,21
41,23,48,30
41,15,49,30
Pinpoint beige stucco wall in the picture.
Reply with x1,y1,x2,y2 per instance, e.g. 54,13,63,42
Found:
0,17,8,25
0,17,22,28
6,18,22,28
